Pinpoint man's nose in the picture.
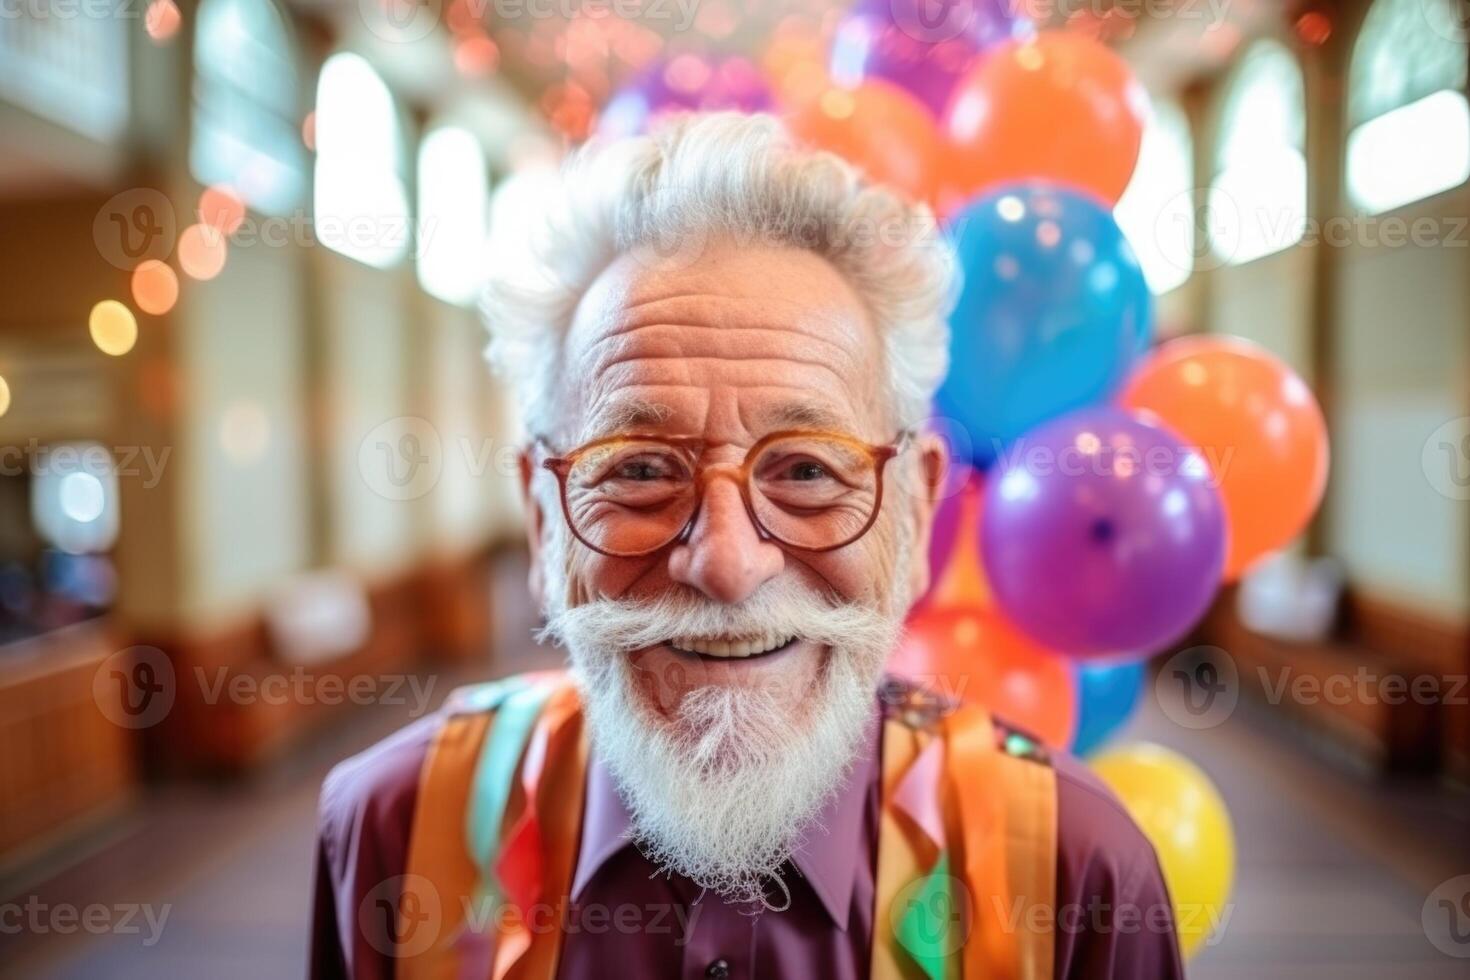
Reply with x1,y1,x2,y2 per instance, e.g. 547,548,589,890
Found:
667,476,785,604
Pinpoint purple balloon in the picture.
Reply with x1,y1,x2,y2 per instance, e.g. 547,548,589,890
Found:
830,0,1032,116
923,462,976,592
599,54,774,139
981,408,1226,657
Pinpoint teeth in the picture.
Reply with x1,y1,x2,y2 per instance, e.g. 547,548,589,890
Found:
668,634,795,658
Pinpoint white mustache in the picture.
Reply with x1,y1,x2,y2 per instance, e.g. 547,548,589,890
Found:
540,579,894,655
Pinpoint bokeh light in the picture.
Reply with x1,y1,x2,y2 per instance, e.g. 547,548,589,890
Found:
219,401,271,466
59,472,106,523
0,374,10,418
199,185,246,235
131,260,179,315
179,224,228,281
88,300,138,356
454,35,500,77
144,0,181,44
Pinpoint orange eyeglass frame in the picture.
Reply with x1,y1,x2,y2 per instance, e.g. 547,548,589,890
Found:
535,429,913,558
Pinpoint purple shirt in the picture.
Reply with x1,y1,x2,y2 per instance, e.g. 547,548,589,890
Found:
311,693,1184,979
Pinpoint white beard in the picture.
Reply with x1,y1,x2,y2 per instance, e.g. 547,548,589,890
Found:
538,517,909,906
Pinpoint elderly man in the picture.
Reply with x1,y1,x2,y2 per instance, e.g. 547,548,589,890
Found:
312,114,1184,980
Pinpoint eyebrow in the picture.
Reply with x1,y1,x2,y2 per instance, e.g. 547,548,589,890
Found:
580,401,674,442
758,401,852,433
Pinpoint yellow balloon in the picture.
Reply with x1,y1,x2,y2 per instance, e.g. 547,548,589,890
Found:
1091,743,1235,959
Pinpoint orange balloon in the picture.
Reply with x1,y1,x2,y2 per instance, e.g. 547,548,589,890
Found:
920,483,992,613
943,31,1148,205
787,81,946,207
762,26,829,110
1121,335,1329,581
892,605,1076,748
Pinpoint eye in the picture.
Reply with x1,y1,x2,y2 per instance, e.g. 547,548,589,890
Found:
784,460,831,482
615,458,675,481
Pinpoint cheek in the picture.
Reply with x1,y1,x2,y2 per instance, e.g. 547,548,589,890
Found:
564,549,664,605
804,514,905,608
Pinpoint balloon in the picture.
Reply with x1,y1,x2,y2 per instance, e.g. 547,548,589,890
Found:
944,32,1149,205
923,466,971,594
829,0,1031,117
599,54,773,139
981,407,1226,657
914,466,989,613
787,81,947,205
1121,336,1329,581
934,183,1152,467
1071,660,1145,756
1091,744,1235,958
763,27,829,110
893,605,1076,747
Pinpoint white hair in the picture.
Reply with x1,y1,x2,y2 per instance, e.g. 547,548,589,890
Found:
481,112,956,435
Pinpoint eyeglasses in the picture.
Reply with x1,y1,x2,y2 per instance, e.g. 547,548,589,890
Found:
536,429,912,558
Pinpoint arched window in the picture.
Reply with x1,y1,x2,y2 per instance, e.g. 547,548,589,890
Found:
191,0,305,216
313,53,410,269
1115,100,1195,294
1208,41,1307,265
0,4,128,140
1346,0,1470,214
416,127,490,305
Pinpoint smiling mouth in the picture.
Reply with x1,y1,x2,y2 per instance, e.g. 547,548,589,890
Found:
666,634,800,661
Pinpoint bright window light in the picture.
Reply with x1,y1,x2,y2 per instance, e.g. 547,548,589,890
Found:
417,127,490,306
190,0,304,216
1209,41,1307,266
1348,91,1470,214
313,53,410,269
1346,0,1470,214
1115,100,1195,294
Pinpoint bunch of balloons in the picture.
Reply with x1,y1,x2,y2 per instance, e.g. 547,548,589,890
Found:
593,6,1332,959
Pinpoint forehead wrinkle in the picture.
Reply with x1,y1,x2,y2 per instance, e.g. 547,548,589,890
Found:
611,292,871,352
580,323,866,391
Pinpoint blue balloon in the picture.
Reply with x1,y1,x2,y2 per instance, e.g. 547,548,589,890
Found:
1071,660,1146,757
935,183,1153,468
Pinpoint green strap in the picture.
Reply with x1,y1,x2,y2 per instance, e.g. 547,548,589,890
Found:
896,849,961,980
453,674,531,715
464,677,556,883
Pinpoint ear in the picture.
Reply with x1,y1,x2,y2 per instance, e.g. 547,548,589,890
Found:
519,450,547,612
904,431,949,608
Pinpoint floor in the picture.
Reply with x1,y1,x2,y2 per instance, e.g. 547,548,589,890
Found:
2,563,1466,978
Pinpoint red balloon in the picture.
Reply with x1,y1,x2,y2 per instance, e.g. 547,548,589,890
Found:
787,81,948,206
892,605,1076,747
942,31,1149,205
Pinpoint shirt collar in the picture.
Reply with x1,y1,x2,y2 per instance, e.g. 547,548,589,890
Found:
571,703,882,932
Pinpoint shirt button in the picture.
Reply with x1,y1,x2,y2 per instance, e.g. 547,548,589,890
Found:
705,959,731,980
